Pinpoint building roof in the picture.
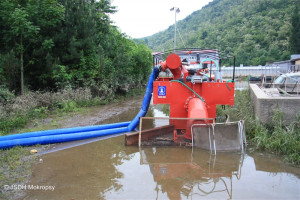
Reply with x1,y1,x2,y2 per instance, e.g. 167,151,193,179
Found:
291,54,300,61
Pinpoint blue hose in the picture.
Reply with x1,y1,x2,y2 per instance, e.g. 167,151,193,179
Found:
127,68,159,131
0,121,130,142
0,68,158,149
0,127,128,149
226,79,235,91
199,58,219,70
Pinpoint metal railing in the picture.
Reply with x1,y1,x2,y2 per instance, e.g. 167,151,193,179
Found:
153,48,236,81
262,75,300,96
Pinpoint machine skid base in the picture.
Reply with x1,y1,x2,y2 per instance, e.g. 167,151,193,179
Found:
125,125,192,147
125,121,246,152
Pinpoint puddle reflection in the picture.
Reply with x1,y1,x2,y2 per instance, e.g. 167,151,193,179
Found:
25,136,300,200
24,98,300,200
139,147,243,199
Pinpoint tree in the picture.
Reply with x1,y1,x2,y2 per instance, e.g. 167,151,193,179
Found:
145,0,296,66
9,8,40,94
0,0,153,95
0,0,64,93
289,3,300,54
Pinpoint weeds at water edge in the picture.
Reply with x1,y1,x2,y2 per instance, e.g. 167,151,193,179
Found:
218,89,300,165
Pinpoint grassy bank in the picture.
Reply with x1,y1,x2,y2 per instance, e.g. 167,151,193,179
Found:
217,89,300,165
0,147,35,200
0,87,145,136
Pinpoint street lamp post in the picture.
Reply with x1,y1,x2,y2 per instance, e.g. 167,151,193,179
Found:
170,7,180,51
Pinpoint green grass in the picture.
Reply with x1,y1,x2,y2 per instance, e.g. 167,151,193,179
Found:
0,107,50,136
217,89,300,165
0,86,146,136
0,146,34,200
252,112,300,164
216,89,256,139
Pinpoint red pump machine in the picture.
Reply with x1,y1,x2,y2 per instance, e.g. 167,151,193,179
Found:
153,51,235,141
126,49,245,151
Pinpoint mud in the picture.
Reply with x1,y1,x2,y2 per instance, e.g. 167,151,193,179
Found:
34,96,143,130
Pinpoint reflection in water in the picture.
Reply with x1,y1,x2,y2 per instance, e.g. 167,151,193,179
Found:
24,100,300,200
25,137,300,200
140,147,243,199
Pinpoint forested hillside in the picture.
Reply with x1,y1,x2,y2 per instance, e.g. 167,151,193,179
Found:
0,0,152,95
143,0,300,66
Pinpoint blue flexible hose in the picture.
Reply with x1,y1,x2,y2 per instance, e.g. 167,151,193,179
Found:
0,127,128,149
0,68,158,149
0,121,130,142
127,68,159,131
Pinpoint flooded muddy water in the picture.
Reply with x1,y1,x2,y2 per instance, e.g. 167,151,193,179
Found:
23,97,300,200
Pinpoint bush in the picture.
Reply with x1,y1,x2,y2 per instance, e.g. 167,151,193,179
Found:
0,88,95,135
253,112,300,164
0,86,14,105
0,115,28,135
0,86,142,135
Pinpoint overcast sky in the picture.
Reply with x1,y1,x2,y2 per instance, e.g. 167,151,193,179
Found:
110,0,213,38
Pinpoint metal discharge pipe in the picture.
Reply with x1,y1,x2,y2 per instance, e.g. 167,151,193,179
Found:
185,98,209,140
0,69,158,149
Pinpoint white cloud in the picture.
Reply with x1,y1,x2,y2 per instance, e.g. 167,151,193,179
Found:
110,0,213,38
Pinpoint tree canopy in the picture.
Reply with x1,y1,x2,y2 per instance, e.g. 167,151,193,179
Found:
142,0,299,66
289,3,300,54
0,0,152,95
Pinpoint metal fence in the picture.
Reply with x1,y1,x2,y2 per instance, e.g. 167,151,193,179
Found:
261,75,300,96
215,66,281,78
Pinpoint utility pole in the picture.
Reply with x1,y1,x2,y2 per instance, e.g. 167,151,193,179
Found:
170,7,180,51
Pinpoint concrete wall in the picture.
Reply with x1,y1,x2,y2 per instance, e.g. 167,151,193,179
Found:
249,84,300,125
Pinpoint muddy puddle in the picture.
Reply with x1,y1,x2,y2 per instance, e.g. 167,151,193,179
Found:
23,97,300,200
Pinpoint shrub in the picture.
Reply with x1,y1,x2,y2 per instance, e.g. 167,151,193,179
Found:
0,86,14,105
0,88,95,135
